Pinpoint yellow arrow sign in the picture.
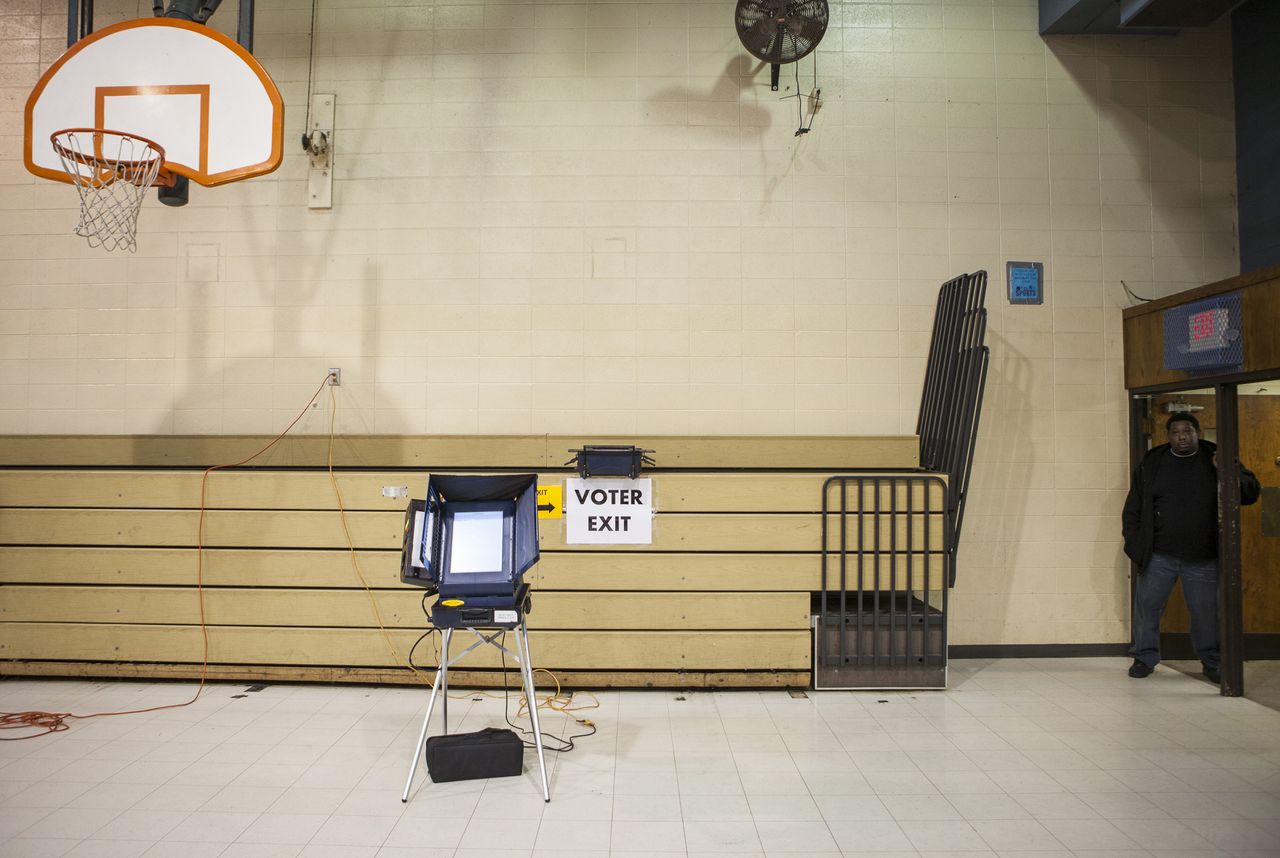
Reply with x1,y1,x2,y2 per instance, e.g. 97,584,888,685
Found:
537,484,562,519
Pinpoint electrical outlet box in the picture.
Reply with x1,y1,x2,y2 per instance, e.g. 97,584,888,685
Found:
328,367,341,385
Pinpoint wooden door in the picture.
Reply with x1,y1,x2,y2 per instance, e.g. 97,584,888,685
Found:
1156,392,1280,637
1240,394,1280,634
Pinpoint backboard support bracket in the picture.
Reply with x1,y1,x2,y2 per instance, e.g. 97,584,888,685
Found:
68,0,93,47
307,92,334,210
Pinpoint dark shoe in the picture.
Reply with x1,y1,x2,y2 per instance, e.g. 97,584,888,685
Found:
1203,664,1221,684
1128,659,1153,678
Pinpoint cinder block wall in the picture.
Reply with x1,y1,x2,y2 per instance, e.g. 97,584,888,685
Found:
0,0,1240,646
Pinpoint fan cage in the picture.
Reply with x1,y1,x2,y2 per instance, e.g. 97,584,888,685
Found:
735,0,829,65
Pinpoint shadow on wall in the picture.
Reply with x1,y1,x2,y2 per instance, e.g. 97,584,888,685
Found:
1045,33,1238,292
962,328,1033,642
643,56,829,210
143,7,400,442
137,252,391,462
645,56,774,138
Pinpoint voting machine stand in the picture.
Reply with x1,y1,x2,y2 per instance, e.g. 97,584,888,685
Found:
400,584,550,803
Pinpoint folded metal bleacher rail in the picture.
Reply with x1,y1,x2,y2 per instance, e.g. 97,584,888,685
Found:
814,273,989,688
917,271,990,581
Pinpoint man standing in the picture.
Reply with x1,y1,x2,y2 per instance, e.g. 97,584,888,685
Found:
1122,412,1260,683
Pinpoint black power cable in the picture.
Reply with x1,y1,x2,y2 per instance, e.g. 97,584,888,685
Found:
499,632,596,753
406,591,440,671
1121,279,1154,304
790,51,820,137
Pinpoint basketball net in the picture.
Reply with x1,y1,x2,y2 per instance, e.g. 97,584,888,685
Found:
51,128,165,252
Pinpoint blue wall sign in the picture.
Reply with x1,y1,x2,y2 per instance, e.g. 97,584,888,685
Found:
1006,261,1044,304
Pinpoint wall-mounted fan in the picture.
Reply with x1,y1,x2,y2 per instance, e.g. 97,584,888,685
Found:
734,0,829,92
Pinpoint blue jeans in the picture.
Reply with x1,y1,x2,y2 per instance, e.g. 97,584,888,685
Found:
1129,552,1219,670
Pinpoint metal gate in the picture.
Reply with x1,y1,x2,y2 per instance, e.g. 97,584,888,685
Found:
815,475,951,689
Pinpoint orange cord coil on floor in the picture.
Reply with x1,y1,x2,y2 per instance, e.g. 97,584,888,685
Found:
0,373,335,740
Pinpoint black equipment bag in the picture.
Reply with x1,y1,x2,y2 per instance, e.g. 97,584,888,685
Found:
425,727,523,783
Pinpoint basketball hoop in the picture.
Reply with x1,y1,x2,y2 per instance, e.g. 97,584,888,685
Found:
50,128,169,252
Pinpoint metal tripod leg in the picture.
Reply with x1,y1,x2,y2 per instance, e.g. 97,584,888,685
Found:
515,620,550,802
401,628,452,802
401,622,549,804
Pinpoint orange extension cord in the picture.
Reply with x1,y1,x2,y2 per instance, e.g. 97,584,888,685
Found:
0,373,336,740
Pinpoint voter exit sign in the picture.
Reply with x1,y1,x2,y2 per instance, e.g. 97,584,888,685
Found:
565,478,653,544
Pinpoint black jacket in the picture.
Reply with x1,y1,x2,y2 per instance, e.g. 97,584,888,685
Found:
1122,439,1261,571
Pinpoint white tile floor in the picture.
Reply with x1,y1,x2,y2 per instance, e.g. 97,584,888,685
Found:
2,658,1279,857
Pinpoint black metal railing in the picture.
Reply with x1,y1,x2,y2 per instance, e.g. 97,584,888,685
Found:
916,271,990,583
813,274,989,688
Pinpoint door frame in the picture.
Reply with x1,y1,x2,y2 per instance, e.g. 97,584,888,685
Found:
1128,382,1253,697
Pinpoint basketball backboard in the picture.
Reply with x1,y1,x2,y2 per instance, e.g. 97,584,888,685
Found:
25,18,283,188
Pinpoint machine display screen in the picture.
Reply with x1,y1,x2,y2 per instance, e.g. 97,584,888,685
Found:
447,510,507,574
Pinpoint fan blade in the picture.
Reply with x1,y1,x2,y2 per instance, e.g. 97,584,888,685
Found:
791,15,827,45
788,38,814,62
742,16,780,56
791,0,828,21
769,28,785,64
778,8,826,61
735,0,770,30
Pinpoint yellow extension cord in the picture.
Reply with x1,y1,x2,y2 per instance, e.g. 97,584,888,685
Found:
322,382,599,724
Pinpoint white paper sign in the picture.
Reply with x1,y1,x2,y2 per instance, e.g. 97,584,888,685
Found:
565,478,652,544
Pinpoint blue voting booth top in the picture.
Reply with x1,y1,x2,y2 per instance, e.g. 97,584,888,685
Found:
401,473,540,597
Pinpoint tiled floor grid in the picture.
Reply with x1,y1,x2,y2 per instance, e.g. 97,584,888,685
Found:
1,658,1278,857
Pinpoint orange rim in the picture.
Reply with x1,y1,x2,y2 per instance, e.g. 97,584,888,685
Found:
49,127,176,187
